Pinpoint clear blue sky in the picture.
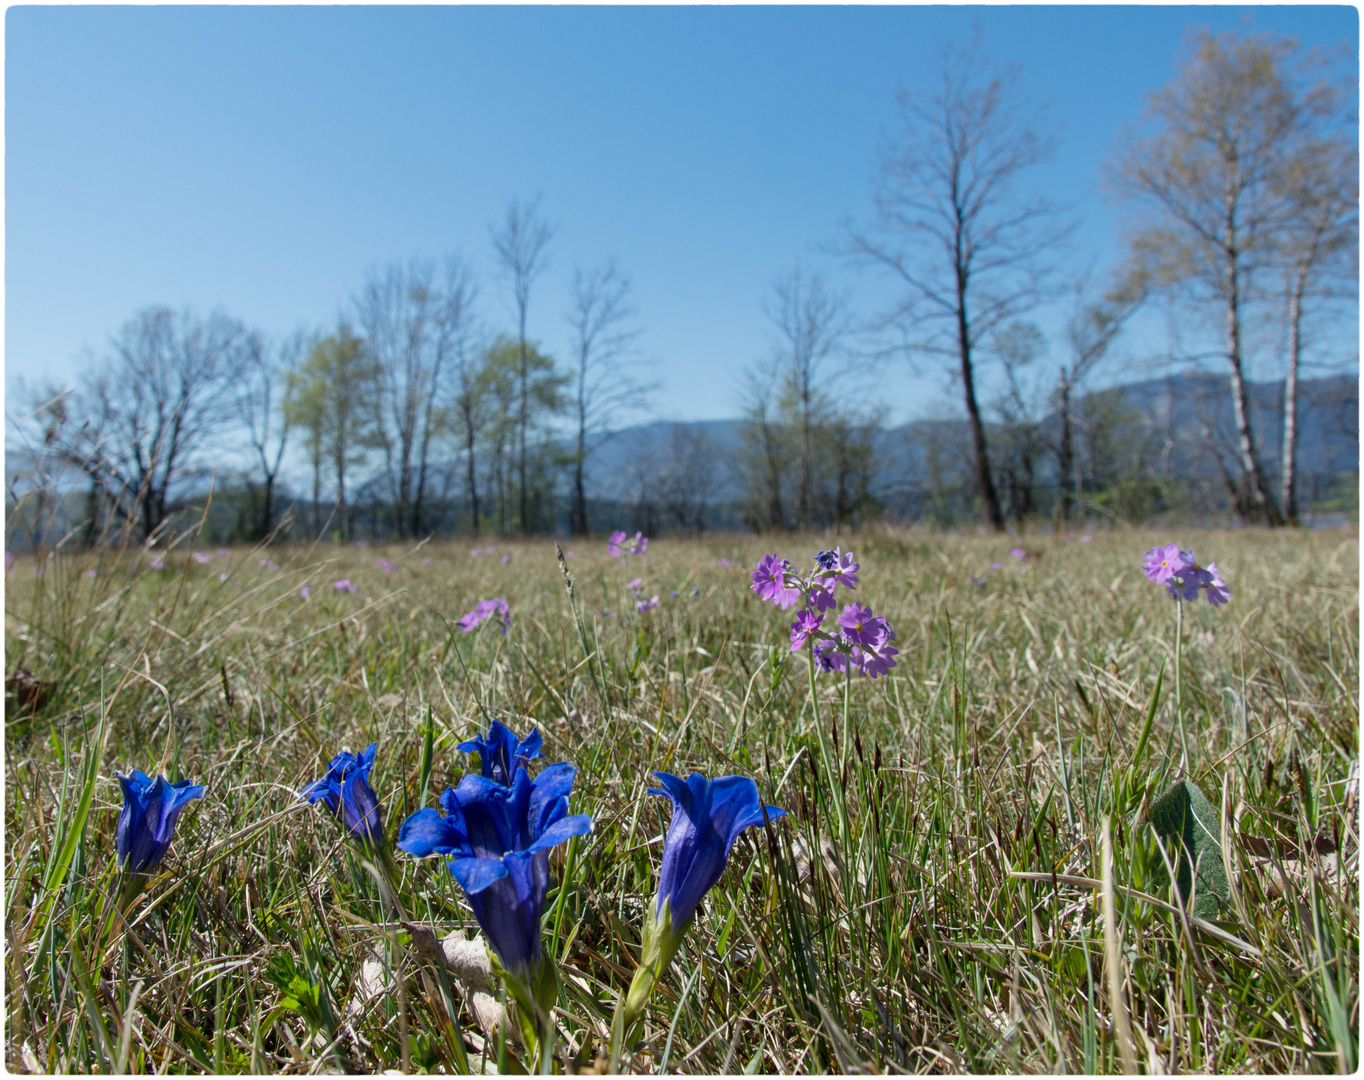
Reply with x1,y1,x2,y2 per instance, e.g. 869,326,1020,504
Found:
6,4,1358,425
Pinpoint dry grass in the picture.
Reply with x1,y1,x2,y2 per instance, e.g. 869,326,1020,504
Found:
4,525,1358,1073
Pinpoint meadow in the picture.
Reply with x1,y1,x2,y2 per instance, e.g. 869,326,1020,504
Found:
3,525,1358,1074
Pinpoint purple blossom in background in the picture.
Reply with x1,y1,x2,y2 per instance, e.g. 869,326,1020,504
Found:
970,575,987,587
716,557,731,568
377,558,394,574
486,543,497,553
789,609,823,651
626,577,643,590
193,552,211,565
4,551,14,574
566,551,575,559
1009,547,1026,561
217,548,229,557
500,553,511,565
85,569,97,578
751,554,802,609
814,641,847,673
1080,535,1092,543
219,572,231,582
422,557,431,565
471,548,483,557
608,530,648,560
990,562,1004,570
458,598,511,634
636,594,660,613
300,584,311,599
150,557,165,571
334,579,358,594
601,609,616,618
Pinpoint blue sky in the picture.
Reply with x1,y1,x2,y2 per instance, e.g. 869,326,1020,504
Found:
6,5,1358,427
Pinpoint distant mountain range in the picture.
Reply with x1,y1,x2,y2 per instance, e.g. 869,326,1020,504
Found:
577,370,1358,508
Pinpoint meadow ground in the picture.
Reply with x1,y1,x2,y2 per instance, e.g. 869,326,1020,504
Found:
3,526,1358,1074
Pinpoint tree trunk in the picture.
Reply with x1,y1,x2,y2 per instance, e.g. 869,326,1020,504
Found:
956,285,1005,531
1056,372,1073,526
464,428,480,534
1224,239,1281,526
1281,269,1305,525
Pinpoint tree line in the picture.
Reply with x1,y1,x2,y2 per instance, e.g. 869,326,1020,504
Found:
9,29,1357,546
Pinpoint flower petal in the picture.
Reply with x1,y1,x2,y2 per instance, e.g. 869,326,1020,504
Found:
448,855,509,895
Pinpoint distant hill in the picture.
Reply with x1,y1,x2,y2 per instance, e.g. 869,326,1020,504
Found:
572,371,1357,511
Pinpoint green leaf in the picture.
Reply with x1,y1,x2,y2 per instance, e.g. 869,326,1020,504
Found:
1148,779,1229,919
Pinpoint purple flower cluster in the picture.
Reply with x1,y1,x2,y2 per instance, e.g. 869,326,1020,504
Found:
376,558,394,574
458,597,512,634
751,548,899,679
333,578,358,594
608,530,648,562
1141,544,1231,607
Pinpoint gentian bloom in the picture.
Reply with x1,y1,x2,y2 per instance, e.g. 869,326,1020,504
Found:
457,598,511,634
397,764,593,979
301,743,386,849
751,554,802,609
614,773,784,1054
115,770,206,875
458,720,543,786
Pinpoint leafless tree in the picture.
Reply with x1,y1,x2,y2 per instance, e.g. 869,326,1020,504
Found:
738,368,791,532
1054,277,1141,524
660,426,721,534
237,329,305,540
565,260,651,534
850,35,1071,532
1275,135,1357,522
766,268,851,530
491,199,556,533
989,321,1049,526
357,256,476,537
45,307,249,540
1107,29,1344,525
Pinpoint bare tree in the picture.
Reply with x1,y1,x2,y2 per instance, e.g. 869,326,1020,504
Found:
565,260,650,534
738,368,792,532
851,36,1070,532
237,329,305,540
660,426,721,534
46,307,249,540
989,321,1048,526
286,323,379,541
357,257,475,537
491,199,556,533
1107,29,1343,525
1054,278,1140,524
766,268,851,530
1276,135,1357,523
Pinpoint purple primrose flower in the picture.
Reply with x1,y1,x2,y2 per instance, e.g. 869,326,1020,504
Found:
751,554,802,609
457,598,511,634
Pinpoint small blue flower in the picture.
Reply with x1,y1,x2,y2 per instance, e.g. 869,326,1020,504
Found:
301,743,385,849
457,720,543,786
813,549,838,570
397,763,592,976
649,772,785,931
115,770,206,875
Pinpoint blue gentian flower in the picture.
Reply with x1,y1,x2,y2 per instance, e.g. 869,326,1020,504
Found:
649,771,785,930
115,770,206,875
612,771,785,1060
301,743,385,849
397,763,592,976
457,720,543,786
